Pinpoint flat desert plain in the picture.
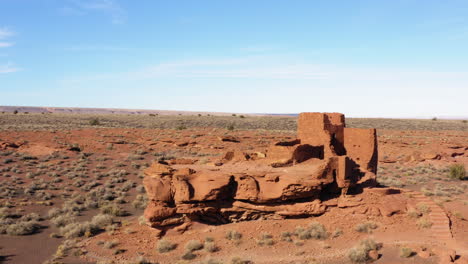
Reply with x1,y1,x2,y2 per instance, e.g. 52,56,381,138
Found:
0,113,467,264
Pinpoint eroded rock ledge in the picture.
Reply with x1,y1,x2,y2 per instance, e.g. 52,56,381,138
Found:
144,112,378,230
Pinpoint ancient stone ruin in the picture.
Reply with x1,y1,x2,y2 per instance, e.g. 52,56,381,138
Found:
143,112,378,230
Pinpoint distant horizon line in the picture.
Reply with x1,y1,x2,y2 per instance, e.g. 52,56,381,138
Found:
0,105,466,120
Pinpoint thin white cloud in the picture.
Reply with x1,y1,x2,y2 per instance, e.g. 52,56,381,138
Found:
0,42,14,48
0,28,14,48
64,44,130,52
0,28,14,39
59,56,468,83
0,63,21,74
63,0,126,24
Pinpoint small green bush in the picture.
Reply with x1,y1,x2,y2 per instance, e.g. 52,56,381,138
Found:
89,118,100,126
448,164,466,180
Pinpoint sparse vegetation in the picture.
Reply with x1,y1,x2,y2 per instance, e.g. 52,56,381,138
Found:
0,112,467,263
185,240,203,252
448,164,466,180
204,241,218,253
355,221,378,233
231,257,252,264
400,247,413,258
417,217,433,229
181,250,196,260
256,232,275,246
348,238,380,263
89,118,101,126
294,222,328,240
157,239,177,253
225,230,242,240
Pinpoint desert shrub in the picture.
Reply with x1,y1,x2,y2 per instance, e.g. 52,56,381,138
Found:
6,220,40,235
417,218,432,229
347,238,380,263
103,240,119,249
185,240,203,252
332,228,343,238
0,208,12,219
257,232,275,246
205,258,223,264
51,214,76,227
348,246,368,263
136,185,146,193
138,215,147,226
355,221,378,233
231,257,251,264
227,124,235,131
89,118,100,126
47,208,62,219
294,240,304,246
417,203,431,214
453,211,465,220
100,203,129,216
132,194,148,209
157,239,177,253
407,209,421,219
448,164,466,180
295,222,328,240
225,230,242,240
181,250,196,260
130,256,152,264
204,241,218,252
91,214,114,228
60,221,100,238
281,231,293,242
54,239,76,258
400,247,413,258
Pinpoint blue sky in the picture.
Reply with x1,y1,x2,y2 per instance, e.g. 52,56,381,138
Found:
1,0,467,117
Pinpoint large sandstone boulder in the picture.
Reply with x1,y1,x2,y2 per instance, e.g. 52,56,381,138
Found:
143,112,379,229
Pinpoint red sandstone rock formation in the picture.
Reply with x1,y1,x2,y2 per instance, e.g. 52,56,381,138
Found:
144,112,378,230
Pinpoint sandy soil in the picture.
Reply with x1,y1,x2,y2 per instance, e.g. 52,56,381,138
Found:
0,123,467,264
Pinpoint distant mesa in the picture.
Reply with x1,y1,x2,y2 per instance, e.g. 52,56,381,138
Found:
0,106,244,116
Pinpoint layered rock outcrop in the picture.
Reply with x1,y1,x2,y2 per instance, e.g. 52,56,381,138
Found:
144,112,378,229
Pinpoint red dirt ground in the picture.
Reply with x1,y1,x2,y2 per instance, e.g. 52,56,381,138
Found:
0,127,467,264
